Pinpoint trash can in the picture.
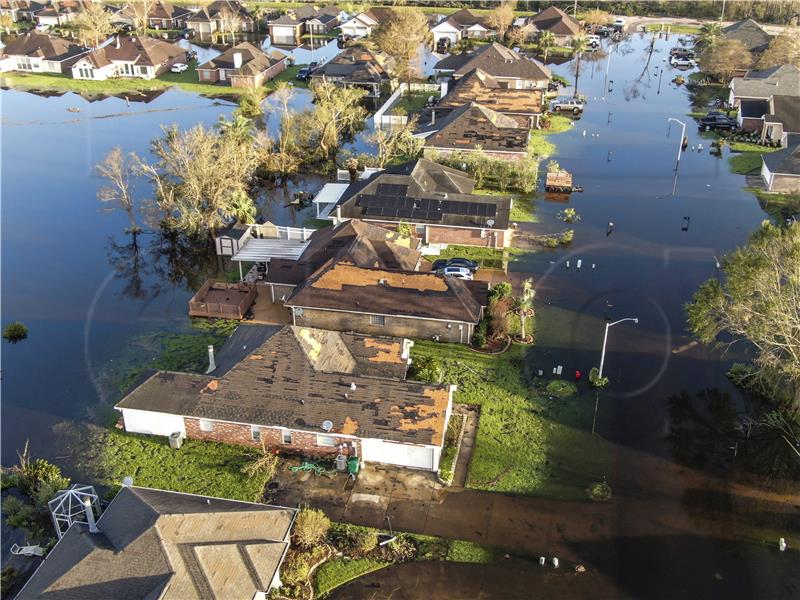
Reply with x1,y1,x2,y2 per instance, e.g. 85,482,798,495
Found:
168,432,183,449
347,456,360,476
335,454,348,472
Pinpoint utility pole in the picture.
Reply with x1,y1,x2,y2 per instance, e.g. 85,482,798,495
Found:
720,0,727,22
598,317,639,380
667,117,687,169
574,0,578,17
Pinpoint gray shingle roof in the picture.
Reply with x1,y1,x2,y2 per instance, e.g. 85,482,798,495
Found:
1,31,87,62
434,42,551,82
763,143,800,175
421,102,530,154
722,19,773,53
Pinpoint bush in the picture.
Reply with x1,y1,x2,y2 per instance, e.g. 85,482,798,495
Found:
471,319,488,348
588,480,612,501
559,229,574,244
545,380,578,397
589,367,609,388
294,508,331,549
410,355,446,383
386,534,417,562
489,282,512,301
353,528,378,555
3,322,28,343
18,458,69,500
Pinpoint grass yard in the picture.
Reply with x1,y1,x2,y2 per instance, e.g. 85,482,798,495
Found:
265,65,309,93
446,540,498,563
313,558,390,598
438,413,465,484
645,23,701,34
390,92,429,116
729,152,764,174
426,244,520,270
410,341,612,499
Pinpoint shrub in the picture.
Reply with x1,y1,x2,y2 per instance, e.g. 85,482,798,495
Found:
1,567,20,597
545,380,578,397
294,508,331,549
19,458,69,500
241,449,279,481
386,534,417,562
489,281,512,300
559,229,574,245
471,319,488,348
396,221,413,239
3,322,28,343
353,529,378,555
589,367,609,388
410,355,446,383
588,480,612,501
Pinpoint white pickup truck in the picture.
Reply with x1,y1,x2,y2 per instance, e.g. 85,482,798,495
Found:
551,98,585,114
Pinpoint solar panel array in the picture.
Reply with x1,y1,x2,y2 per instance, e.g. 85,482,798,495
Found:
357,185,497,222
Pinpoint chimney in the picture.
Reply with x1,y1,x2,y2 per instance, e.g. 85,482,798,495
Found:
83,497,98,534
430,109,435,125
233,51,243,69
335,205,342,225
115,35,120,49
206,345,216,374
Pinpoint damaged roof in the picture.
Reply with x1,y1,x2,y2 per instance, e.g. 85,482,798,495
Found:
437,67,544,115
421,102,530,155
197,42,286,74
310,46,388,83
115,326,451,446
434,42,551,82
16,486,295,600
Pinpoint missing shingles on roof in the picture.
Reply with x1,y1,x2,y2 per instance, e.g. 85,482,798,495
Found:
297,328,323,361
312,264,448,292
248,355,264,360
388,388,450,445
363,338,404,364
341,416,359,435
202,380,219,393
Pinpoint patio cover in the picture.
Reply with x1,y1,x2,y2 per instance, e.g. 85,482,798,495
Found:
231,238,309,262
313,183,350,218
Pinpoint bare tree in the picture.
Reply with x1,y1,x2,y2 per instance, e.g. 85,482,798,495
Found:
374,8,430,90
128,0,156,34
97,147,140,232
699,38,752,82
73,1,115,47
368,116,423,168
757,27,800,69
486,0,516,41
302,82,367,162
582,8,610,34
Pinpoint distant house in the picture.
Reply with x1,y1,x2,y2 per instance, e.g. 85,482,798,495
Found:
185,0,255,35
196,42,288,87
266,13,304,45
526,6,582,45
339,7,394,39
729,65,800,145
417,102,531,161
436,67,545,127
116,324,456,471
722,19,773,56
309,46,389,97
71,35,185,80
35,0,87,27
434,42,551,90
146,1,191,29
430,8,496,50
761,142,800,193
0,31,89,73
329,158,514,249
292,4,344,35
0,0,45,23
16,485,296,600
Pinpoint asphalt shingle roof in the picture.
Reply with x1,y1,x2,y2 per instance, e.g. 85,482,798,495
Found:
434,42,551,82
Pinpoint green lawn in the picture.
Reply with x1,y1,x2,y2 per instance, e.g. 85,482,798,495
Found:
410,341,612,499
313,558,390,598
729,152,764,174
646,23,701,34
446,540,498,563
426,245,520,270
438,414,465,484
390,92,429,116
265,64,308,92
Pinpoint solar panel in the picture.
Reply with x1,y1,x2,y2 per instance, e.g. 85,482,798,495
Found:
428,211,443,222
397,207,414,218
376,183,409,196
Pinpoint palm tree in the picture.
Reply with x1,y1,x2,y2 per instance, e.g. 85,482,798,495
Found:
695,22,722,52
538,31,555,62
515,278,536,342
571,35,588,98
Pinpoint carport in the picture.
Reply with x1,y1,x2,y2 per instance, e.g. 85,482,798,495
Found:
231,238,310,281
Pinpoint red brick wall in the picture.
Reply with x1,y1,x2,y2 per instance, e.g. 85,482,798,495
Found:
184,417,360,457
740,117,764,133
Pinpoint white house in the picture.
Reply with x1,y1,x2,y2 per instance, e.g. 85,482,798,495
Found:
71,35,186,80
430,8,494,50
0,31,89,73
339,7,394,38
761,143,800,193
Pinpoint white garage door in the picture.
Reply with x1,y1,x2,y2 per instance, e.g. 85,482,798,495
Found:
361,439,434,471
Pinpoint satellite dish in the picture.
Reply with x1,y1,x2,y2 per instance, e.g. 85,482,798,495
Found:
487,219,495,227
322,420,333,432
122,476,134,488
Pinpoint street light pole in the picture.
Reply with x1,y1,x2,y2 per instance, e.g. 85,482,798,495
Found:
667,117,686,168
598,317,639,380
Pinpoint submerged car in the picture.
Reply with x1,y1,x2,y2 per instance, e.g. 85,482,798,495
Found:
670,56,696,68
431,258,479,272
170,63,188,73
699,114,738,130
435,266,474,280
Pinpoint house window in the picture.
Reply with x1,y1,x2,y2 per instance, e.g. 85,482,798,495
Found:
16,57,33,70
317,434,338,447
282,430,292,444
140,66,148,75
199,419,214,432
370,314,385,326
78,67,93,78
251,426,261,441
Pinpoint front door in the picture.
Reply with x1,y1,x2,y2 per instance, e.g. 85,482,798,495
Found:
220,69,226,81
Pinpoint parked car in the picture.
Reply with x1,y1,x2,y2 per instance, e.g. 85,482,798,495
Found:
670,56,696,68
596,25,613,37
669,47,695,59
613,17,626,28
435,266,474,280
296,67,312,80
551,98,585,114
34,23,50,31
585,34,601,47
170,63,188,73
699,114,738,130
431,258,480,272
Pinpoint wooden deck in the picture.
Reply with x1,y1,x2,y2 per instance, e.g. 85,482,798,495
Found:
189,280,256,320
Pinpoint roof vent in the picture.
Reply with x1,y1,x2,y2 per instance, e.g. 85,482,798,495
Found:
378,278,388,285
122,476,134,487
322,420,334,432
487,219,495,227
350,382,357,391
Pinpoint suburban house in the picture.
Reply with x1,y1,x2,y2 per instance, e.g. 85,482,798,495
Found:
16,484,296,599
146,1,191,29
292,4,345,35
197,43,288,87
0,31,89,73
34,0,87,27
435,67,545,127
115,325,457,471
185,0,255,35
267,13,304,45
761,142,800,193
339,7,394,39
71,35,186,80
416,102,531,160
434,42,552,90
722,18,773,56
0,0,45,22
321,159,513,249
430,8,496,50
525,6,582,45
309,46,389,98
729,65,800,145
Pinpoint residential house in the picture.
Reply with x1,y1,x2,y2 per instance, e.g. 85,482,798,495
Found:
729,65,800,145
761,142,800,193
266,13,303,45
329,158,514,249
430,8,496,50
526,6,581,45
434,42,551,90
35,0,87,27
185,0,255,35
71,35,185,80
292,4,344,35
116,324,457,470
16,485,296,599
146,1,191,29
0,0,45,22
435,67,545,127
309,46,389,97
196,42,288,87
0,31,89,73
339,7,394,39
416,102,531,161
722,19,773,56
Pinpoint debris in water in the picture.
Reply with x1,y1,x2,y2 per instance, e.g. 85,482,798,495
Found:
67,107,80,113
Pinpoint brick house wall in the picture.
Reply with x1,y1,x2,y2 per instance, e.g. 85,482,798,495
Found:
184,417,361,457
740,116,764,132
292,307,474,343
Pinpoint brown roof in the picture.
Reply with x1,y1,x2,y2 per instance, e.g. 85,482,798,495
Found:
310,46,388,84
722,19,773,54
265,219,422,286
148,1,191,21
95,35,185,67
438,68,544,116
423,102,530,155
434,42,551,82
116,326,451,445
528,6,581,36
443,8,491,30
17,486,295,600
286,262,484,324
1,31,87,62
197,42,285,75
